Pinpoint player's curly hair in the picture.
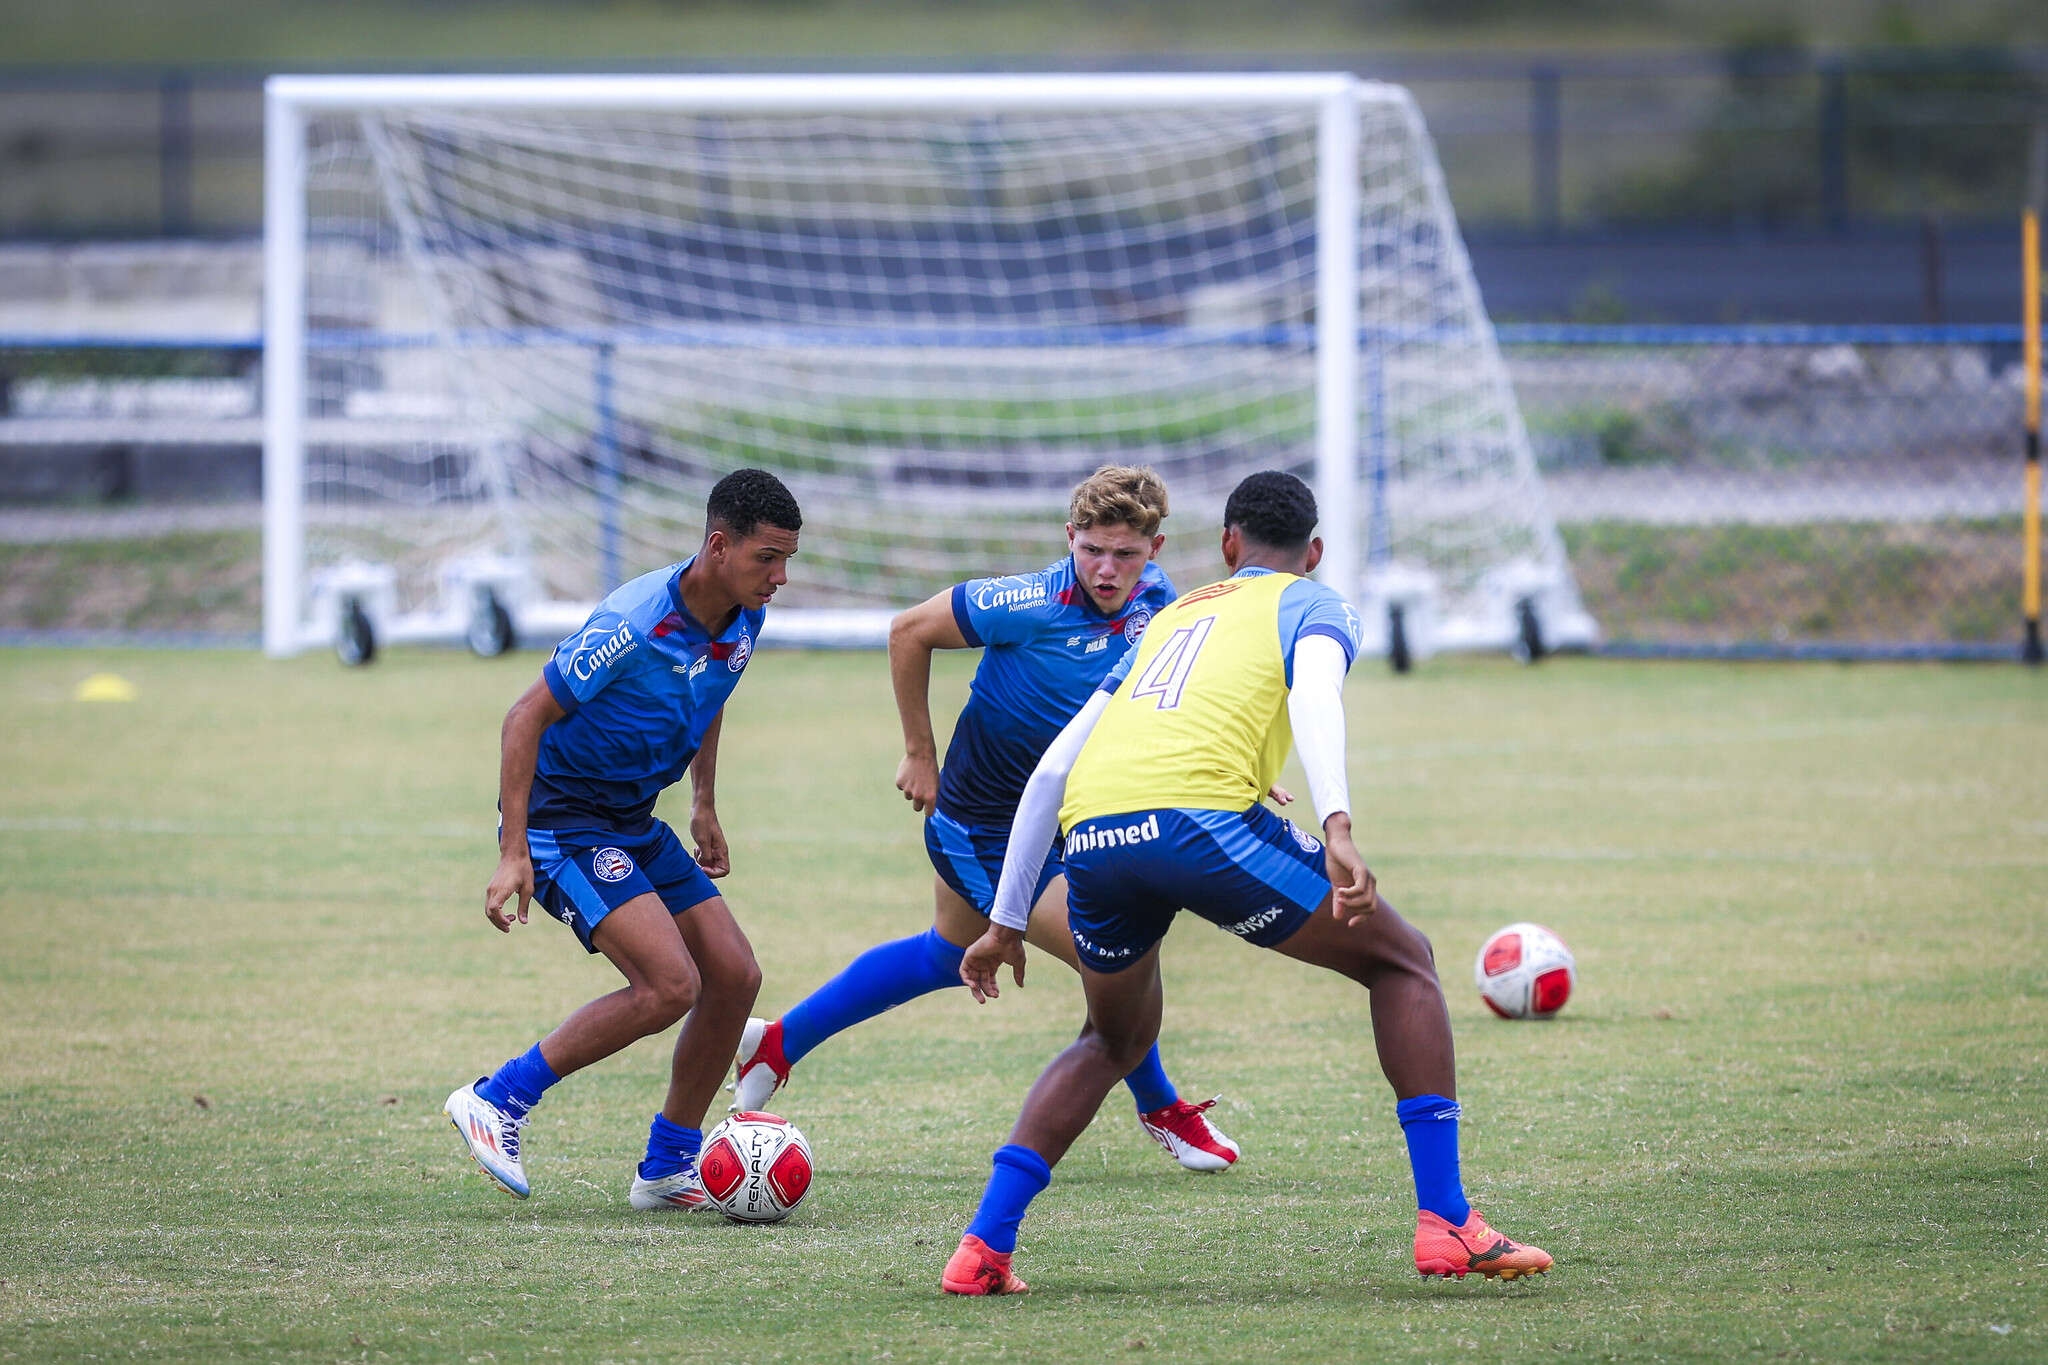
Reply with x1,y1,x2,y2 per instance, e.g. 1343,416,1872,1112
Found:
1069,465,1168,537
1223,470,1317,550
706,468,803,539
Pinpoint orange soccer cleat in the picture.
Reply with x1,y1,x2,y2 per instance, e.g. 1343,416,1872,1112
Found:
940,1233,1030,1296
1414,1208,1553,1280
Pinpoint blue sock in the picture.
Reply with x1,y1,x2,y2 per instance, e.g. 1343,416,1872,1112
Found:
780,928,966,1064
1121,1045,1178,1113
638,1113,703,1181
963,1144,1053,1254
476,1044,559,1118
1396,1093,1472,1225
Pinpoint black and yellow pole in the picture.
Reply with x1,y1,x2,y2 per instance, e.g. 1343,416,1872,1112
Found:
2026,205,2043,664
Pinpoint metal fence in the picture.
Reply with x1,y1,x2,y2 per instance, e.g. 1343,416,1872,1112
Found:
1,325,2038,659
1499,325,2034,659
2,47,2044,240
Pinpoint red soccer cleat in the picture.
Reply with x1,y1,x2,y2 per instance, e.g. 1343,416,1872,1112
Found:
1414,1208,1554,1280
1138,1096,1241,1172
940,1233,1030,1296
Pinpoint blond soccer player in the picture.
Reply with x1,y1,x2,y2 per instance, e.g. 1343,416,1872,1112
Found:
732,467,1240,1171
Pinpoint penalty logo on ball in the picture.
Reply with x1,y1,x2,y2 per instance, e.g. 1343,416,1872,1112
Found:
700,1111,813,1223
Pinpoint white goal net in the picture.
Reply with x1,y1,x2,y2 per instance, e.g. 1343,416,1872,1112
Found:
264,74,1593,659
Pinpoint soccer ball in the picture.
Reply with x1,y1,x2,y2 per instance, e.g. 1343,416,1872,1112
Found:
699,1111,814,1223
1474,922,1575,1020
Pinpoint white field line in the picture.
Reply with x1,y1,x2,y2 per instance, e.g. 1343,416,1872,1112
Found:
0,814,2035,871
0,706,2028,839
1375,846,2048,871
1391,771,2006,803
0,815,487,839
0,1221,714,1244
0,816,908,845
1,712,2033,863
1362,708,2033,764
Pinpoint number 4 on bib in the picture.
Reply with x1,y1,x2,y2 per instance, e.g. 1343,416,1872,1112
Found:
1129,617,1216,710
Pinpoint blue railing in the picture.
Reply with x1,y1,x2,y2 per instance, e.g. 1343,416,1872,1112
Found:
3,322,2032,353
1494,323,2026,346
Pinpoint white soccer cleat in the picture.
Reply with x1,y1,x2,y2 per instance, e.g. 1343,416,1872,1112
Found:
1138,1096,1242,1172
628,1166,712,1211
731,1016,791,1113
445,1080,531,1199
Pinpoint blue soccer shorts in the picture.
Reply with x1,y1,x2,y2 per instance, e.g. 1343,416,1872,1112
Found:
923,806,1065,917
524,821,721,954
1061,804,1331,973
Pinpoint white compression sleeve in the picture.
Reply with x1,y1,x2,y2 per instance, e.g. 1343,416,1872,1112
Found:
1286,634,1352,828
989,689,1112,932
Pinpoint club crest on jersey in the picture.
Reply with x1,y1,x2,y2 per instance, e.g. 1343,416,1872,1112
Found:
1284,819,1322,855
1121,605,1153,644
728,633,752,671
591,847,635,882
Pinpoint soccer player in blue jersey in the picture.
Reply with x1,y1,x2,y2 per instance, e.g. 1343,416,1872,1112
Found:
732,466,1241,1170
445,468,800,1211
940,471,1553,1294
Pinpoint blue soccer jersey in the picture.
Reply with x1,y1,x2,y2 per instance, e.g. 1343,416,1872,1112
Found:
936,556,1176,829
529,557,764,834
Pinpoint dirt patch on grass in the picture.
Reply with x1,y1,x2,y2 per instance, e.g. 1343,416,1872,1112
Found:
1565,519,2022,645
0,530,260,632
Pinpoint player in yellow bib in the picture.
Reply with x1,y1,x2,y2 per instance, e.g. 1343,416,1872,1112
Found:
938,471,1554,1296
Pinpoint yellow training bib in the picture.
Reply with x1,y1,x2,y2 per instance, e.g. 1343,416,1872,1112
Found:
1061,571,1299,830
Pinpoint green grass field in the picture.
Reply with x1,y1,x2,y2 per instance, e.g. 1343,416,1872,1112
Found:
1,648,2042,1362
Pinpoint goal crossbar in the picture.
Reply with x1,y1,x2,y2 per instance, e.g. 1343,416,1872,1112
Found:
266,72,1359,113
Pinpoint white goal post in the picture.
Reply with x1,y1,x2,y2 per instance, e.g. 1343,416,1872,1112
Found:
264,72,1594,660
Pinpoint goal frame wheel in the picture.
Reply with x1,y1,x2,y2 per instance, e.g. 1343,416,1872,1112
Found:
336,596,377,666
467,589,516,659
1513,596,1546,665
1387,602,1413,675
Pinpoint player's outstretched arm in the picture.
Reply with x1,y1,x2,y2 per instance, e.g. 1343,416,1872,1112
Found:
1286,634,1378,923
888,589,971,814
487,676,566,932
982,690,1110,945
689,707,730,877
963,684,1108,1002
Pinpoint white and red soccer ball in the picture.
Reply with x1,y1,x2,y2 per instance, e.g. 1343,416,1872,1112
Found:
1474,922,1575,1020
700,1111,814,1223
